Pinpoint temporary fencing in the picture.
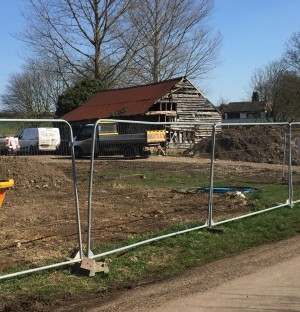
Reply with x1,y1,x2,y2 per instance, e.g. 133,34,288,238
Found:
0,119,299,280
0,119,83,281
209,122,292,225
85,120,297,264
290,122,300,205
85,120,214,259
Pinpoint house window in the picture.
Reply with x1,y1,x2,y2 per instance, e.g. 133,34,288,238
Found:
166,116,176,122
149,102,177,112
226,112,240,119
261,111,267,118
167,102,176,111
169,130,194,144
150,103,161,111
246,111,261,119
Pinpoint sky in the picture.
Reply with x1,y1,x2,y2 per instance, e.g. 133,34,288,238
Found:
0,0,300,106
204,0,300,104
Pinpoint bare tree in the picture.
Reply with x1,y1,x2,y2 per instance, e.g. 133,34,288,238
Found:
1,59,65,117
250,60,287,101
18,0,221,87
19,0,135,86
275,71,300,122
124,0,222,84
285,31,300,73
250,60,300,122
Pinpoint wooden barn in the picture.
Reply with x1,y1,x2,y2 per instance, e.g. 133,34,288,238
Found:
61,77,221,149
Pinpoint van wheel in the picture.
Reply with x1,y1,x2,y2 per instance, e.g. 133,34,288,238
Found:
122,146,136,159
135,144,150,158
140,149,151,158
74,146,83,159
29,146,34,155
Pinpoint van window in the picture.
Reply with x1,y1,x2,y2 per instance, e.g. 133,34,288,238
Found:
77,126,93,140
98,123,117,134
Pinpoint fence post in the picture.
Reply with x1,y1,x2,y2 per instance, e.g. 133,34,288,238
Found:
206,124,216,227
68,123,84,259
87,122,99,257
288,123,293,207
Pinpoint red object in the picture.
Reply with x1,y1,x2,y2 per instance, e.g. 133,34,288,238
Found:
60,77,183,122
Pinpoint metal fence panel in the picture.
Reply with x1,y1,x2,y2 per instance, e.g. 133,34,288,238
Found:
86,120,295,261
290,123,300,205
86,120,215,258
0,119,82,280
209,123,291,224
1,119,297,279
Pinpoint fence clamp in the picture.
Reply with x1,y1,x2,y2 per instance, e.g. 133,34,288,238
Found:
80,257,109,276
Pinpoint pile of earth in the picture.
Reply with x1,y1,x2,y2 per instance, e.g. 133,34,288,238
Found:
0,156,72,190
184,125,299,165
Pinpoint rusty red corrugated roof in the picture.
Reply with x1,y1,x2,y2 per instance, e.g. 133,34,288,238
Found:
60,77,183,122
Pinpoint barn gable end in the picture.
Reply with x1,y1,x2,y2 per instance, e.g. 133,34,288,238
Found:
146,78,221,148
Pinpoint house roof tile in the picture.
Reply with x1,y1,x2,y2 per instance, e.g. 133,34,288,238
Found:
224,101,269,113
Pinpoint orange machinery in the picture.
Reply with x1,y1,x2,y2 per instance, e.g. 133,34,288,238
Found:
0,179,14,207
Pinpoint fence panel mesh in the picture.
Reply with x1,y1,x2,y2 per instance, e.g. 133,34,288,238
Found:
0,119,297,278
0,120,80,277
210,123,291,222
86,121,213,253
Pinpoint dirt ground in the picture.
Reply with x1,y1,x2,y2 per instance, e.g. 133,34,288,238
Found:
0,155,277,271
0,124,299,311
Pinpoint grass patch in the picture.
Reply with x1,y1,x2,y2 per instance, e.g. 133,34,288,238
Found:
0,205,299,300
94,168,289,210
95,168,210,188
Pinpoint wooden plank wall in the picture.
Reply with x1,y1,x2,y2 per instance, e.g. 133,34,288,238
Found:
157,78,221,148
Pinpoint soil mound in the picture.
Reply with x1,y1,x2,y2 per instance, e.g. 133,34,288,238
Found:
0,156,72,189
186,126,298,165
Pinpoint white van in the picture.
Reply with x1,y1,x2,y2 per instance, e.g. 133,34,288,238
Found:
19,127,61,154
